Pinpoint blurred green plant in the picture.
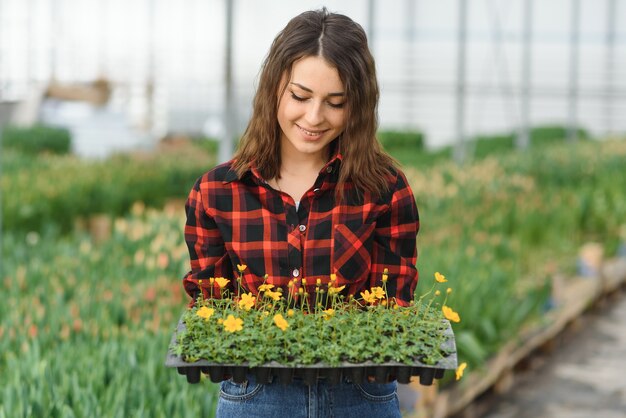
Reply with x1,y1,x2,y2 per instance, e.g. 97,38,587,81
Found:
407,139,626,372
1,124,72,155
2,137,625,416
1,205,218,417
377,130,425,150
1,146,213,233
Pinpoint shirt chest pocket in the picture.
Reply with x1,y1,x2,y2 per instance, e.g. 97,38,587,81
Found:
332,223,376,282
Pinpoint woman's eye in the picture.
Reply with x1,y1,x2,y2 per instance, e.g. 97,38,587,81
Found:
328,102,345,109
290,92,307,102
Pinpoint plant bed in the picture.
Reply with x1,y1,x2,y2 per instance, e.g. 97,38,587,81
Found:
166,318,457,386
166,271,459,386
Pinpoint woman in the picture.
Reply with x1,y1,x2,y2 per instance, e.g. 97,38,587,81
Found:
182,8,419,418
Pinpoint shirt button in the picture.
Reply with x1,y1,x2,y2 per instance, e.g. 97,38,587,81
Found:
313,188,321,194
298,224,306,232
292,268,300,278
326,166,333,173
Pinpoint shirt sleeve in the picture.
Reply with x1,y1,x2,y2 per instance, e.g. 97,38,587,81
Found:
182,176,234,305
370,170,420,306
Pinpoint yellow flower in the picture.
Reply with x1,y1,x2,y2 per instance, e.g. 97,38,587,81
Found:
301,278,307,285
209,277,215,285
330,273,337,283
382,268,389,283
323,308,335,320
196,306,214,320
371,286,385,299
237,264,247,273
442,305,461,323
273,314,289,331
238,292,255,311
287,309,295,317
264,289,282,301
447,288,452,294
258,283,274,292
435,272,447,283
328,284,346,296
316,278,321,286
435,290,441,296
360,290,376,304
223,314,243,332
215,277,230,289
456,362,467,380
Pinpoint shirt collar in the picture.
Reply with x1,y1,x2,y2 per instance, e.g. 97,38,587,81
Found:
223,150,343,185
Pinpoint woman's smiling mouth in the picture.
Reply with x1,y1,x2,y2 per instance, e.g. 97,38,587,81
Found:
297,124,328,137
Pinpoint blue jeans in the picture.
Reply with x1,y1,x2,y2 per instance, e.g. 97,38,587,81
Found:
216,374,401,418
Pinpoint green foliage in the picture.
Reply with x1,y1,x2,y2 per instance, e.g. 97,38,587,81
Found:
1,147,213,233
1,208,218,417
189,136,219,154
530,124,590,144
457,125,591,159
2,124,72,155
378,130,425,150
2,131,625,416
176,286,453,368
408,139,626,376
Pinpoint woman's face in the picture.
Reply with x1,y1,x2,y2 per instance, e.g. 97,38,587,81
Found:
277,55,347,164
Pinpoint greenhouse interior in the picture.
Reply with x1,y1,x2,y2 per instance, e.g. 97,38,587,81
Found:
1,1,625,417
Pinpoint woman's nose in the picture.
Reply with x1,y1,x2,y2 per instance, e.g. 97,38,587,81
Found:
304,101,324,126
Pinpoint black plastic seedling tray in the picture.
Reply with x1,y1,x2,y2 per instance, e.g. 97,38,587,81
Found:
166,319,457,386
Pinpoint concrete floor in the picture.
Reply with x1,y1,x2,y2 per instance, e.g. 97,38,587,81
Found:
482,291,626,418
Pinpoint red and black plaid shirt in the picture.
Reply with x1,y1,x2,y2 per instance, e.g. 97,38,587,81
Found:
182,153,419,307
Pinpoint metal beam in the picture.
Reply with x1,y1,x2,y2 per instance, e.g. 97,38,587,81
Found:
367,0,375,51
454,0,468,164
517,0,533,150
604,0,616,137
567,0,581,142
219,0,235,163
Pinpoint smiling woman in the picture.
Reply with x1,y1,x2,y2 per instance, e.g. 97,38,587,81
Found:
275,56,347,200
180,7,420,418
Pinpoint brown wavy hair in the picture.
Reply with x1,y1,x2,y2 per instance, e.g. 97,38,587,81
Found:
232,8,396,198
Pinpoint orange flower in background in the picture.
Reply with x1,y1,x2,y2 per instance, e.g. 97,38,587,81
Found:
238,293,255,311
442,305,461,323
223,314,243,332
196,306,214,320
435,272,447,283
215,277,230,289
456,362,467,380
273,314,289,331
